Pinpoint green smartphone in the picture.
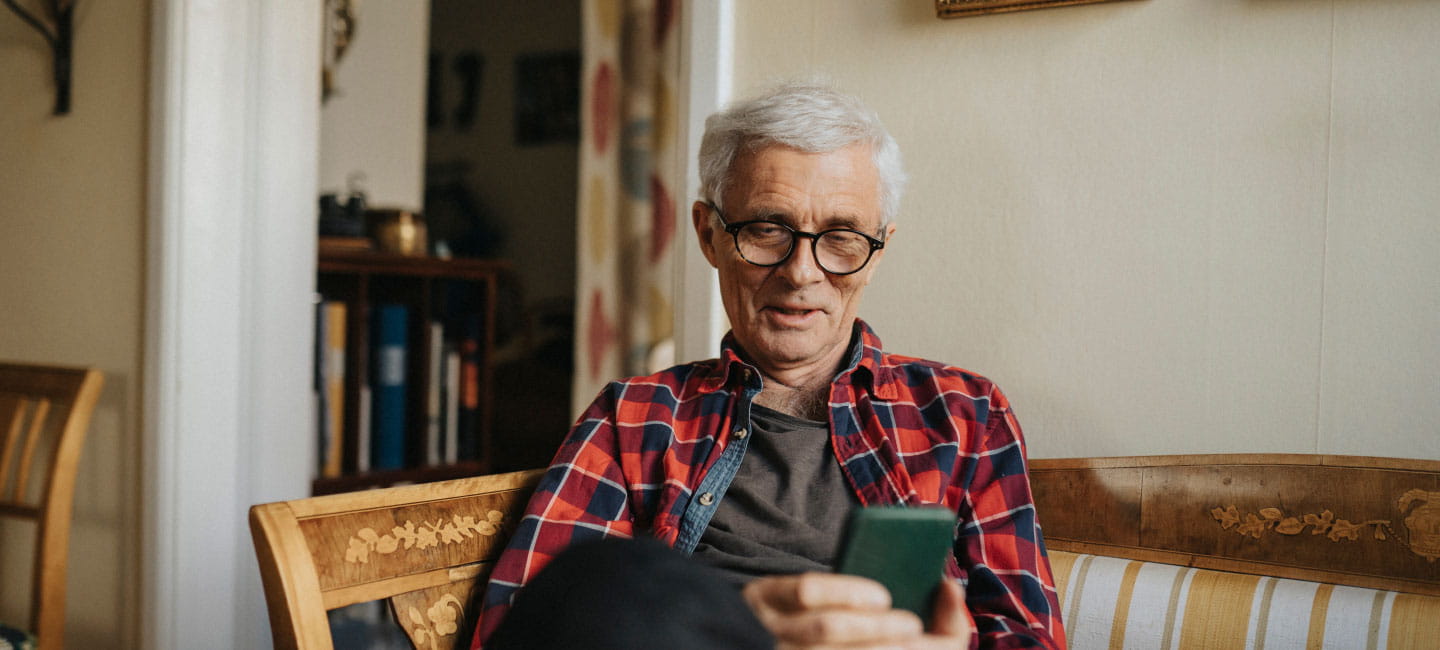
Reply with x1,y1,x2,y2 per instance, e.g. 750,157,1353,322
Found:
836,506,956,620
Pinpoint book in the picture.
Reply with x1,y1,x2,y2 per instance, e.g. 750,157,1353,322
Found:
320,301,348,478
425,320,444,466
356,385,372,473
443,343,461,465
457,313,482,462
371,304,409,471
313,296,327,477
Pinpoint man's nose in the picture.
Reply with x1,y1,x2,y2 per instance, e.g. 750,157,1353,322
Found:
775,238,825,286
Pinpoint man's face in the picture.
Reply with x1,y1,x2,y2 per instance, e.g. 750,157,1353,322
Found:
692,143,894,379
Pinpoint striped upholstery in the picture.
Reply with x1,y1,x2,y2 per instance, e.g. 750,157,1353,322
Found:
1051,551,1440,649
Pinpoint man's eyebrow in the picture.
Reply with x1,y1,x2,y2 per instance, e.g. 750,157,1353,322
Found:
742,208,793,223
824,214,867,230
744,208,868,230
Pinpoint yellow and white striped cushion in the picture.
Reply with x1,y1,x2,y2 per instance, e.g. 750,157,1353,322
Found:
1051,551,1440,649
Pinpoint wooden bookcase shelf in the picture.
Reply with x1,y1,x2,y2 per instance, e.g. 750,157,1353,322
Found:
314,249,509,495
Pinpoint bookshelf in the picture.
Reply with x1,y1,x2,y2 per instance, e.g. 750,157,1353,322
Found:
312,249,509,495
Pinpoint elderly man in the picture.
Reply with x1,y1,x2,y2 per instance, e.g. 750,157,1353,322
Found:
472,81,1065,649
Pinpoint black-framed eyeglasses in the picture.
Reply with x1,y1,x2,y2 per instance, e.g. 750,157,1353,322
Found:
708,203,885,276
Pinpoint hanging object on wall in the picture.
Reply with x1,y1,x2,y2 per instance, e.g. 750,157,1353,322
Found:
321,0,356,102
3,0,76,115
514,51,580,146
427,51,485,131
936,0,1137,19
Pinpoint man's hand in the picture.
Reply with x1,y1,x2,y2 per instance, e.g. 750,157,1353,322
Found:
742,572,973,649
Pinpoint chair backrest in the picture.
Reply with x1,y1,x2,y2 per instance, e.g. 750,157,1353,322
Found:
249,468,544,650
0,362,104,649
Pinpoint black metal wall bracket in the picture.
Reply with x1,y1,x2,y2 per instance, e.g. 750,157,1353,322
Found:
3,0,75,115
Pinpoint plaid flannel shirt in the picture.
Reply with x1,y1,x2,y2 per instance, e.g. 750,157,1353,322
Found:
473,320,1066,648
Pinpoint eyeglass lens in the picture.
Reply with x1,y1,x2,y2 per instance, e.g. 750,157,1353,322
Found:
735,222,874,274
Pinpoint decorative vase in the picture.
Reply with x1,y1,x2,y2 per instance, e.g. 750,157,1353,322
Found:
368,209,428,256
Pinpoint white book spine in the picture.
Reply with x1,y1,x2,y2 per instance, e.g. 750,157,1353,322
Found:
356,384,372,472
444,347,461,465
426,321,444,466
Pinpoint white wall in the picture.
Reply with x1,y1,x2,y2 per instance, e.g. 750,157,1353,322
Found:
728,0,1439,460
320,1,431,210
0,3,147,645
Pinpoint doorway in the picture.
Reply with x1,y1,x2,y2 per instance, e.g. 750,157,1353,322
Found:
426,0,582,471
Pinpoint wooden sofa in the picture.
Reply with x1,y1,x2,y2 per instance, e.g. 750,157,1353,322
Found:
252,455,1440,649
1030,454,1440,649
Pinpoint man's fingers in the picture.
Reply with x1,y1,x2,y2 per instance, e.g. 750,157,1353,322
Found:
744,573,925,645
928,579,974,640
741,573,976,647
770,607,924,646
745,572,892,613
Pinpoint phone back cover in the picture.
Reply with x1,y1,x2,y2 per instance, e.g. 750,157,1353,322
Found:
837,507,955,618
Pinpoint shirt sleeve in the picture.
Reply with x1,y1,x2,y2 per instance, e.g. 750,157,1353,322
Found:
471,383,638,648
953,386,1067,649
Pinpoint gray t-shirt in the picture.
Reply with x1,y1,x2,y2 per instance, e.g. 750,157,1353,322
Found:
690,404,859,584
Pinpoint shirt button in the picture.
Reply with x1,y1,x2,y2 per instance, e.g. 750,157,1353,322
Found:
698,492,715,506
734,428,748,439
741,368,752,382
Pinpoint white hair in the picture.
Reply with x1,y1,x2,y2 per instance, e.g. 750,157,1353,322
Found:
698,79,906,226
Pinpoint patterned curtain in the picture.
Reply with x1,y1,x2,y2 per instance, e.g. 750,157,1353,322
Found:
573,0,682,414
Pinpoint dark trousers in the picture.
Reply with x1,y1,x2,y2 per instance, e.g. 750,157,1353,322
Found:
487,537,774,649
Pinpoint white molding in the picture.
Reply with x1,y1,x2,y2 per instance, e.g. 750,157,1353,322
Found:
674,0,733,362
145,2,319,648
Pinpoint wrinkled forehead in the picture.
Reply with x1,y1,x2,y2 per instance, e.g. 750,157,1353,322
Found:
723,143,884,227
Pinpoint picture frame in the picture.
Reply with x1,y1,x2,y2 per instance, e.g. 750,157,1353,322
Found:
936,0,1133,19
513,51,581,146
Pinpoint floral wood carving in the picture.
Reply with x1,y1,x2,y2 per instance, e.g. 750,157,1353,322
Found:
1211,505,1393,542
406,593,464,650
345,509,507,564
1399,489,1440,562
1210,490,1440,563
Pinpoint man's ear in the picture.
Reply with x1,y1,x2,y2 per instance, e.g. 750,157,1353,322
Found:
692,201,720,268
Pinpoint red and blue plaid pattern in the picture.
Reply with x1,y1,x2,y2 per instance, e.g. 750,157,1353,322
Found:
473,321,1065,648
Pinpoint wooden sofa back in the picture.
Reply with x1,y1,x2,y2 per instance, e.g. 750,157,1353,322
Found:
1029,454,1440,596
1031,455,1440,648
249,468,544,650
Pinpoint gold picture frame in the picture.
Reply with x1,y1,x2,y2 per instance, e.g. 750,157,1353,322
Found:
936,0,1133,19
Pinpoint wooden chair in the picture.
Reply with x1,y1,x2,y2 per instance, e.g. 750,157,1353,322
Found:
249,468,544,650
0,362,104,650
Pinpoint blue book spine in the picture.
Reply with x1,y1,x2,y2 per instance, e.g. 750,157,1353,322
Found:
372,304,409,471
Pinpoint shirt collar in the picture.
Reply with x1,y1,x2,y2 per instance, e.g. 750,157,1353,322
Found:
847,319,899,401
697,318,898,401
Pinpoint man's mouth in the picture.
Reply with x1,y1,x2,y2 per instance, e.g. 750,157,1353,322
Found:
763,305,824,327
